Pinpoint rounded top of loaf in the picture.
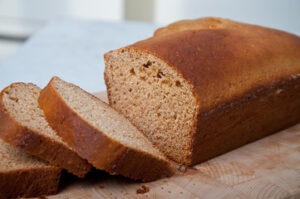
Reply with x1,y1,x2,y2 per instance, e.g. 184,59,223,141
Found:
154,17,243,37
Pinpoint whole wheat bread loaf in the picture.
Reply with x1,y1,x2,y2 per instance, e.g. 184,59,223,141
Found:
104,17,300,165
0,139,61,198
38,76,173,181
0,83,91,177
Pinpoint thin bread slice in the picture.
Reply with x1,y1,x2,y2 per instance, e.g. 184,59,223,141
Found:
38,76,173,181
0,139,61,198
0,83,91,177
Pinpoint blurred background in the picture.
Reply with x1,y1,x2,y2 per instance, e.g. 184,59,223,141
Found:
1,0,300,62
0,0,299,91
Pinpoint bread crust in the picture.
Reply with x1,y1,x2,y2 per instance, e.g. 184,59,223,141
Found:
154,17,243,37
38,78,173,181
0,166,61,198
0,84,92,177
105,18,300,165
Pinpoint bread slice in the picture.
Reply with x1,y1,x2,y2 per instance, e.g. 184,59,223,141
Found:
38,76,173,181
104,17,300,165
0,83,91,177
0,139,61,198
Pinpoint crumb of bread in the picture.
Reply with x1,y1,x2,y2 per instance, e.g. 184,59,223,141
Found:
136,185,149,194
177,164,187,172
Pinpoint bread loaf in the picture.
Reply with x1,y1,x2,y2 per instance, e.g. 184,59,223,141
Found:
104,17,300,165
39,77,173,181
0,139,61,198
0,83,91,177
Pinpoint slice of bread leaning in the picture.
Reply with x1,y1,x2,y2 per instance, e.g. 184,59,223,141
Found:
0,139,61,198
0,83,91,177
38,76,173,181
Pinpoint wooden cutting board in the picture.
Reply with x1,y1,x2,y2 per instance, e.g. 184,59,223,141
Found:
48,92,300,199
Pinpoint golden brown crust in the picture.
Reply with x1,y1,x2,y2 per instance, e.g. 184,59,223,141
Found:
38,78,173,181
154,17,243,37
0,85,91,177
105,17,300,165
0,167,61,198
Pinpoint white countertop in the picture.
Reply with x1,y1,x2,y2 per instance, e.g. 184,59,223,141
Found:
0,19,158,92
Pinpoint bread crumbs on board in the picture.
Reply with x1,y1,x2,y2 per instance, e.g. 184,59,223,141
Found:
136,185,149,194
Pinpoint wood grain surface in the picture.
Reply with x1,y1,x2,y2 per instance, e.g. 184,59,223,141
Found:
47,91,300,199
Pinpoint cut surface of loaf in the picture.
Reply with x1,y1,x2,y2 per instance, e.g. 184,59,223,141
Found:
0,83,91,177
105,48,196,164
0,139,61,198
38,76,173,181
104,17,300,165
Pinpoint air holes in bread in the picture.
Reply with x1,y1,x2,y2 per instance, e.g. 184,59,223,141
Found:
140,76,146,81
130,68,135,75
9,96,19,102
175,81,182,87
157,71,165,78
143,61,152,68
